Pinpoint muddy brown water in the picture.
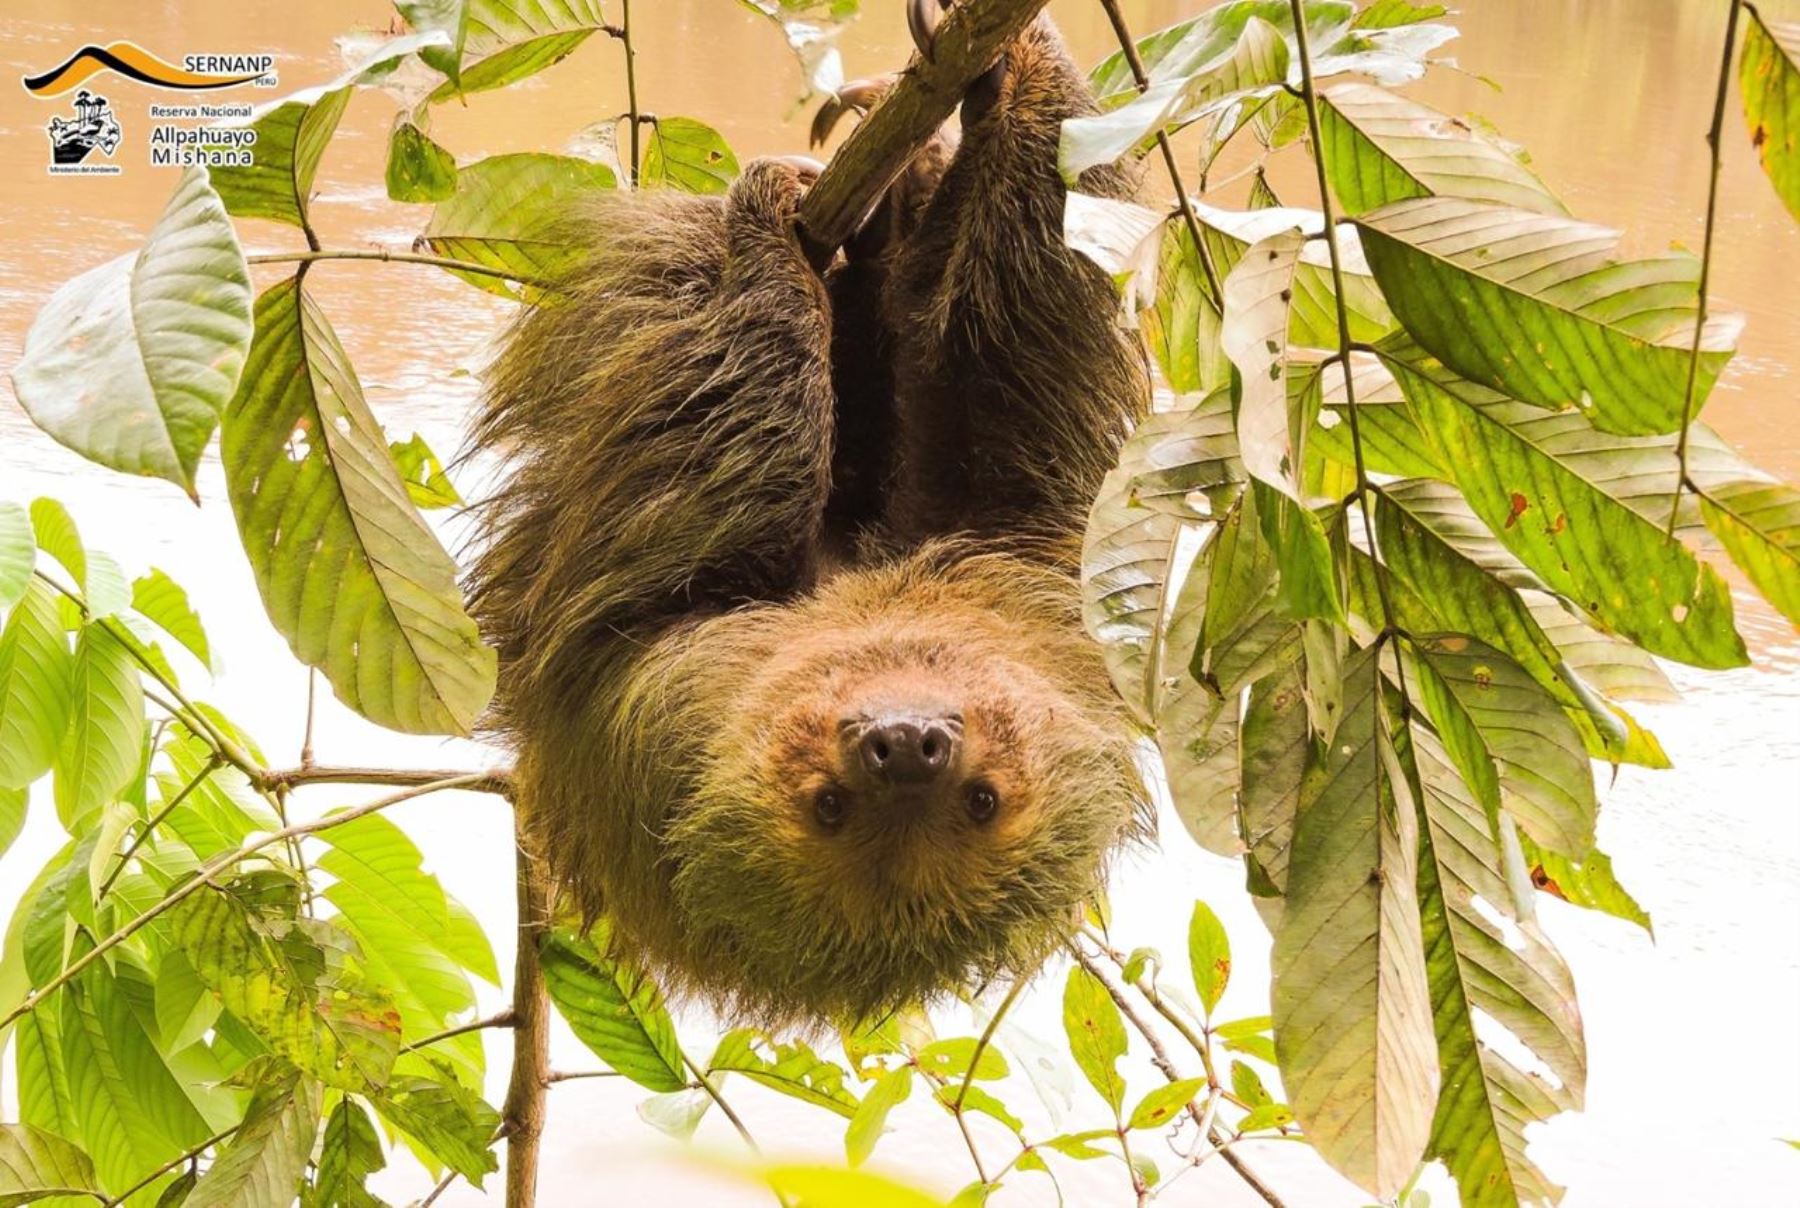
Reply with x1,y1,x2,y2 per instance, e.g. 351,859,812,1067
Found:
1,1,1796,1204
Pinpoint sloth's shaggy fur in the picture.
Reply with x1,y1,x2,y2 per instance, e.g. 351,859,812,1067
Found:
468,16,1153,1026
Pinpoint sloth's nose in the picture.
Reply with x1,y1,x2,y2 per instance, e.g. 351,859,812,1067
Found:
858,717,959,784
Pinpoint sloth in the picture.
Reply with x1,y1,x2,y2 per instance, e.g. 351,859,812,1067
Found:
468,7,1153,1025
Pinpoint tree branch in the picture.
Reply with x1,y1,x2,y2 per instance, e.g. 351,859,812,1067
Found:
503,841,553,1208
796,0,1053,256
403,1008,518,1054
261,765,514,799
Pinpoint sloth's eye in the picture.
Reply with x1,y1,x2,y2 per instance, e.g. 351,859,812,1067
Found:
965,783,999,824
813,788,847,830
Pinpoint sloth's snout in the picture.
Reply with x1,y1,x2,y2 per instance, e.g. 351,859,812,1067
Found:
854,716,961,785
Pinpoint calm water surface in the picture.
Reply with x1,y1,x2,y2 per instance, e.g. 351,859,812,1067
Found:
1,2,1796,1204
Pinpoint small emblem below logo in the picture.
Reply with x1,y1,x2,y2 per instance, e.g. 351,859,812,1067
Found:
47,90,122,175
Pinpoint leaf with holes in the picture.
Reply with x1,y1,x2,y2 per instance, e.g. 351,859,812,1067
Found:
541,925,685,1092
389,433,462,510
1412,731,1583,1208
1385,341,1746,669
643,118,740,194
221,278,494,736
1271,645,1437,1198
1357,198,1742,436
1742,9,1800,222
710,1030,861,1118
10,169,250,496
169,883,403,1092
422,153,616,299
1198,202,1394,347
387,113,458,203
1519,831,1653,935
1224,226,1310,499
309,1097,387,1208
1319,82,1564,216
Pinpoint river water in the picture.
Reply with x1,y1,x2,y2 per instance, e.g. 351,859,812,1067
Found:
0,1,1796,1204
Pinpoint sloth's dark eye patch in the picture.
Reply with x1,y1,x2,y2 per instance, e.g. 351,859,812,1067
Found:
965,783,999,824
814,788,847,830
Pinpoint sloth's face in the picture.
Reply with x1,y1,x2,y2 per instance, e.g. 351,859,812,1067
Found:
664,623,1146,1025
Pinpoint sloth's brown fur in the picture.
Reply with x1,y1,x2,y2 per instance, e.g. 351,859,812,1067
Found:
469,17,1153,1025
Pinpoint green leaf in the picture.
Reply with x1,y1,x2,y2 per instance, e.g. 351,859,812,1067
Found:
1202,202,1396,349
914,1039,1008,1083
187,1066,322,1208
309,1098,387,1208
1062,967,1128,1114
28,501,85,597
1143,220,1230,395
209,34,447,226
422,153,616,299
1741,9,1800,222
0,580,74,790
0,1124,104,1206
1239,662,1309,911
540,926,685,1092
61,955,211,1192
1386,343,1747,669
709,1030,861,1118
1271,645,1436,1198
1127,1078,1205,1130
388,434,463,511
934,1083,1023,1136
1318,82,1564,216
1238,1102,1297,1132
130,570,214,673
169,883,404,1092
0,787,22,861
0,502,33,612
642,117,740,194
1413,731,1582,1208
1223,227,1310,500
221,277,495,736
1253,480,1344,624
1037,1130,1117,1161
407,0,606,98
53,625,145,832
1519,831,1653,935
1060,17,1288,181
845,1066,912,1166
1187,902,1230,1017
372,1072,501,1186
1700,479,1800,629
9,169,251,496
1230,1060,1273,1106
318,818,485,1083
1357,198,1741,436
386,115,458,203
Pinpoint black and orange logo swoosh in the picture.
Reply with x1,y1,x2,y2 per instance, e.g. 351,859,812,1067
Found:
23,42,263,96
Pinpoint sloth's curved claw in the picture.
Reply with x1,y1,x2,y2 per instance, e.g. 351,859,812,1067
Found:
809,76,897,148
908,0,946,61
770,154,827,185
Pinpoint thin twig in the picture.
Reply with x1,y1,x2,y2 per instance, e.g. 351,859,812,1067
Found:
246,249,554,291
262,764,513,798
1097,0,1226,305
300,670,318,768
97,754,223,899
403,1008,518,1054
545,1069,626,1083
1070,942,1288,1208
1668,0,1745,536
101,1124,240,1207
0,775,490,1031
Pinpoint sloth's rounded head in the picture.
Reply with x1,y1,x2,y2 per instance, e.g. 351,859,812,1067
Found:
663,580,1147,1027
